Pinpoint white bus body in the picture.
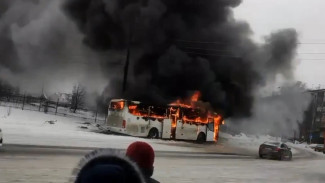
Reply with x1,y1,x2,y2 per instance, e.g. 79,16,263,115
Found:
106,99,219,142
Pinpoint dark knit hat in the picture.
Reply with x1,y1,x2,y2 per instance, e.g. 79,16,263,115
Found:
72,149,145,183
126,141,155,177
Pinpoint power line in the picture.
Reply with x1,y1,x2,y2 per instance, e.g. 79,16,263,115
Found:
298,42,325,45
184,51,240,58
182,45,325,56
297,53,325,54
297,59,325,60
183,47,233,53
53,61,123,66
177,39,325,45
176,40,227,44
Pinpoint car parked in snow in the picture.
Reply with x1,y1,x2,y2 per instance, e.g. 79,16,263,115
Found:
309,144,317,150
259,142,292,160
314,144,324,152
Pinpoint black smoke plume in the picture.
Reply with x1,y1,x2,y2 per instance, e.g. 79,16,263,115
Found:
63,0,298,118
0,0,108,94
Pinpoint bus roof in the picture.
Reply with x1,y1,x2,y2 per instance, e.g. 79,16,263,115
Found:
110,99,125,102
110,99,141,104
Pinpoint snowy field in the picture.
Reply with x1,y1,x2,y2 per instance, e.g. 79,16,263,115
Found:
0,106,219,152
1,105,324,156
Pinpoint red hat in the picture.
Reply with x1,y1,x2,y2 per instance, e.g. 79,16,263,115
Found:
126,141,155,176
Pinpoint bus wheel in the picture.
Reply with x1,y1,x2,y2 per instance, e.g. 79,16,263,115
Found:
148,128,159,139
196,132,206,144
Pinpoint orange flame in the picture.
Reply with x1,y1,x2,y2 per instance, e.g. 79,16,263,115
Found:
191,91,200,102
111,101,124,110
170,91,201,108
128,105,167,119
213,115,223,141
170,107,179,127
170,100,192,108
182,115,210,124
123,90,224,142
128,105,137,110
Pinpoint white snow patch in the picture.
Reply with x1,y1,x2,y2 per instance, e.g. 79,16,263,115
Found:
0,106,202,152
288,142,325,157
219,132,300,155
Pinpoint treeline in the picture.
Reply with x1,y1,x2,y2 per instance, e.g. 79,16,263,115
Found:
0,80,111,116
0,80,19,98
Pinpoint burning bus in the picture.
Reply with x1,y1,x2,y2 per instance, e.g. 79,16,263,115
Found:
106,92,223,143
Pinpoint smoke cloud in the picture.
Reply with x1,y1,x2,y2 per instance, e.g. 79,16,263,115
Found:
0,0,312,135
0,0,108,94
63,0,301,118
229,82,312,136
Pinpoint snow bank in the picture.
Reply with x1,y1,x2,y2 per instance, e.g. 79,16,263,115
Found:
219,132,300,155
288,142,325,158
219,132,280,146
0,106,203,152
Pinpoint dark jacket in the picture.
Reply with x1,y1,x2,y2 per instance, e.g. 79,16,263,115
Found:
147,178,160,183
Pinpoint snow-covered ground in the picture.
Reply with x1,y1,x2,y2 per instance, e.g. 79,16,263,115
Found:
51,106,106,121
1,151,324,183
289,143,325,158
1,105,324,156
0,106,214,152
219,132,288,154
219,132,325,158
1,106,325,183
0,100,106,122
155,157,325,183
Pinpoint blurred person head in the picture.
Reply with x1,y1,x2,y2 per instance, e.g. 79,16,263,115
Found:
73,149,145,183
126,141,155,178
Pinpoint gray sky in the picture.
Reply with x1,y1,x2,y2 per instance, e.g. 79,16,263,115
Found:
234,0,325,89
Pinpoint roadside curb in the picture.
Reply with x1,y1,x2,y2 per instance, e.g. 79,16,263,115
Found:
1,144,254,159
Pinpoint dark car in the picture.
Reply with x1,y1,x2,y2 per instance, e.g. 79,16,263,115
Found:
314,144,324,152
259,142,292,160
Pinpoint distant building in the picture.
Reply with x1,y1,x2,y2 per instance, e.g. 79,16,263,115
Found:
48,93,71,104
302,89,325,144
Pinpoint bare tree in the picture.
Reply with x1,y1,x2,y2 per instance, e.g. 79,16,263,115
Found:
0,80,18,100
70,84,86,113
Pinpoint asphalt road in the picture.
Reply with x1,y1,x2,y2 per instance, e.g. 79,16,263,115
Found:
0,144,324,183
0,144,253,158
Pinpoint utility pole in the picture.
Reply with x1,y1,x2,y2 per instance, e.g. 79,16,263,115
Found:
310,92,318,144
22,93,26,110
39,83,44,111
122,18,135,93
95,104,98,123
122,41,131,92
55,98,59,115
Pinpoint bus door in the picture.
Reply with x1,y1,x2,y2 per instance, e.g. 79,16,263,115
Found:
206,120,215,142
175,120,198,140
162,119,172,139
107,100,125,128
175,108,203,140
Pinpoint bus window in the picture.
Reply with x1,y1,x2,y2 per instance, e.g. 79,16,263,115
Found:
127,102,149,116
181,108,208,123
207,122,214,131
150,106,167,118
110,101,125,111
